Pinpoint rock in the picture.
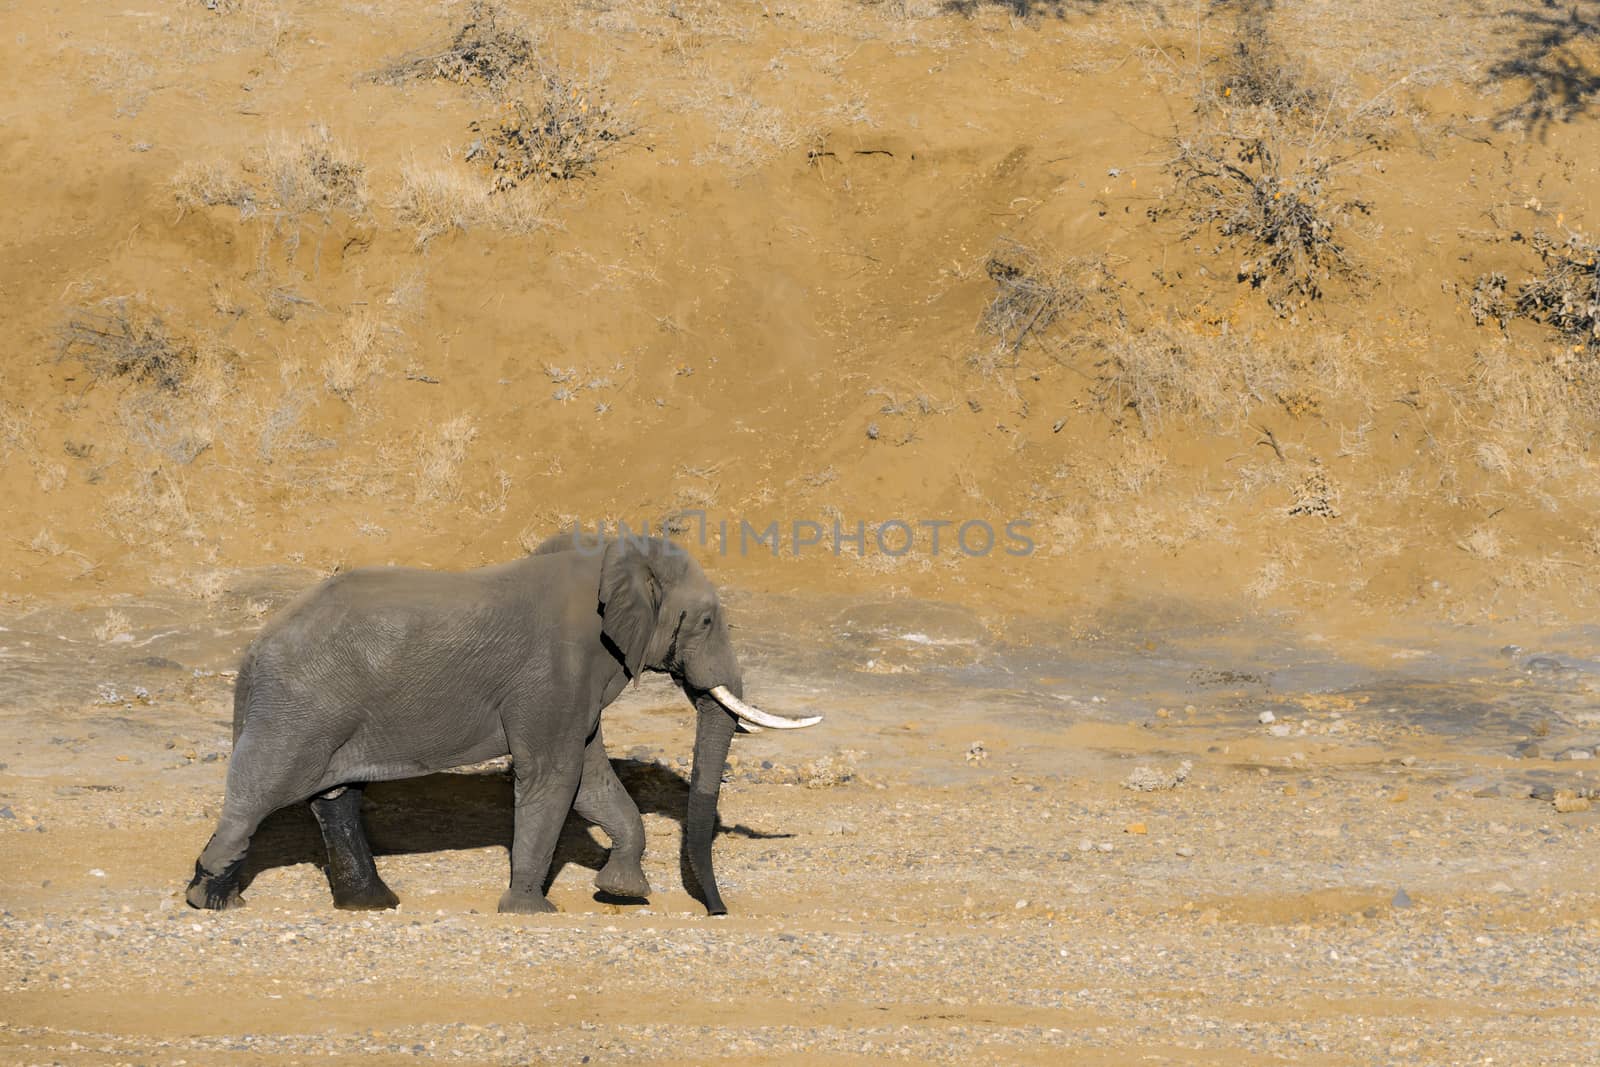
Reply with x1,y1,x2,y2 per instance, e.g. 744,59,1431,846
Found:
1555,748,1594,761
1258,711,1276,725
1515,740,1544,759
965,741,988,763
1553,790,1592,813
1268,724,1292,738
1400,755,1417,767
1175,845,1196,858
1391,888,1413,909
1125,822,1148,835
1122,760,1192,792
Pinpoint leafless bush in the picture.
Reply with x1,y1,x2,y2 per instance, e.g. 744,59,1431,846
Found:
58,299,197,392
480,68,633,188
1162,132,1370,315
1469,271,1510,327
373,1,536,91
1487,230,1600,350
979,241,1120,355
1510,230,1600,350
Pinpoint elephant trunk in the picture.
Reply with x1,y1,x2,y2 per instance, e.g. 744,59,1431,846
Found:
685,690,737,916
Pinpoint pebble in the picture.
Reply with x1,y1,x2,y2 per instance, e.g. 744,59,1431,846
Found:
1555,748,1594,761
1392,888,1413,909
1552,790,1592,813
1268,724,1292,738
1258,711,1276,725
1175,845,1196,858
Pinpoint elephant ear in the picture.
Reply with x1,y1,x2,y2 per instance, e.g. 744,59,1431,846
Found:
598,539,660,680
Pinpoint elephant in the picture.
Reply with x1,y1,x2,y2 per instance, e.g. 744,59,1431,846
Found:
184,533,820,916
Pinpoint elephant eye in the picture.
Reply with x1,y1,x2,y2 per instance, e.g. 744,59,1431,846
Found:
700,613,713,628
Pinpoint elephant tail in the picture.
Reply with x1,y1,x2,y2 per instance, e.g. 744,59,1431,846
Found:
230,649,256,745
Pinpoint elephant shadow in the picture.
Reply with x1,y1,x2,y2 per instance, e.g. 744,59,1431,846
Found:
238,759,790,908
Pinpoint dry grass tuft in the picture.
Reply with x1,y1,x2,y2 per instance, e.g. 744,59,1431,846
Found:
172,126,365,222
373,1,536,91
393,160,548,247
1467,342,1600,484
1212,1,1322,115
415,415,479,503
58,299,198,393
1093,327,1363,436
102,469,203,547
93,609,133,644
323,308,397,403
480,67,634,188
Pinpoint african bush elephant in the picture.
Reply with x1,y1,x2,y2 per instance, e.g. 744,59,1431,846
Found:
184,534,820,916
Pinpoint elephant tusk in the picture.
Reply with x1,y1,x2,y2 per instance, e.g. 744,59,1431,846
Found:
735,719,763,734
710,686,822,730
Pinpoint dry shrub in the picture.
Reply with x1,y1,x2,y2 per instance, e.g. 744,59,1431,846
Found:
172,126,365,222
58,299,197,392
979,241,1119,354
1473,229,1600,351
262,127,365,217
393,160,548,247
1163,133,1370,315
373,1,536,91
480,68,634,188
415,415,479,503
1212,0,1322,115
1288,464,1341,518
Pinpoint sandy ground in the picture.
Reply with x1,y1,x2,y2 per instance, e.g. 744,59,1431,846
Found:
4,585,1600,1064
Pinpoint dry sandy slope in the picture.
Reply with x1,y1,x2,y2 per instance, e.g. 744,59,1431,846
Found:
1,0,1597,625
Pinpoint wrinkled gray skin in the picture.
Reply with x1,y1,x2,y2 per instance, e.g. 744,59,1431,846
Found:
185,535,746,915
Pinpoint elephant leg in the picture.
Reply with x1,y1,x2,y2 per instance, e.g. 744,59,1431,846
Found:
186,733,288,909
574,727,650,899
187,791,272,910
187,728,330,910
309,785,399,911
498,742,585,915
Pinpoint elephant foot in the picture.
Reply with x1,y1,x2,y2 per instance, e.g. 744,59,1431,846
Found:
498,888,557,915
331,880,400,911
595,857,651,900
185,860,244,911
